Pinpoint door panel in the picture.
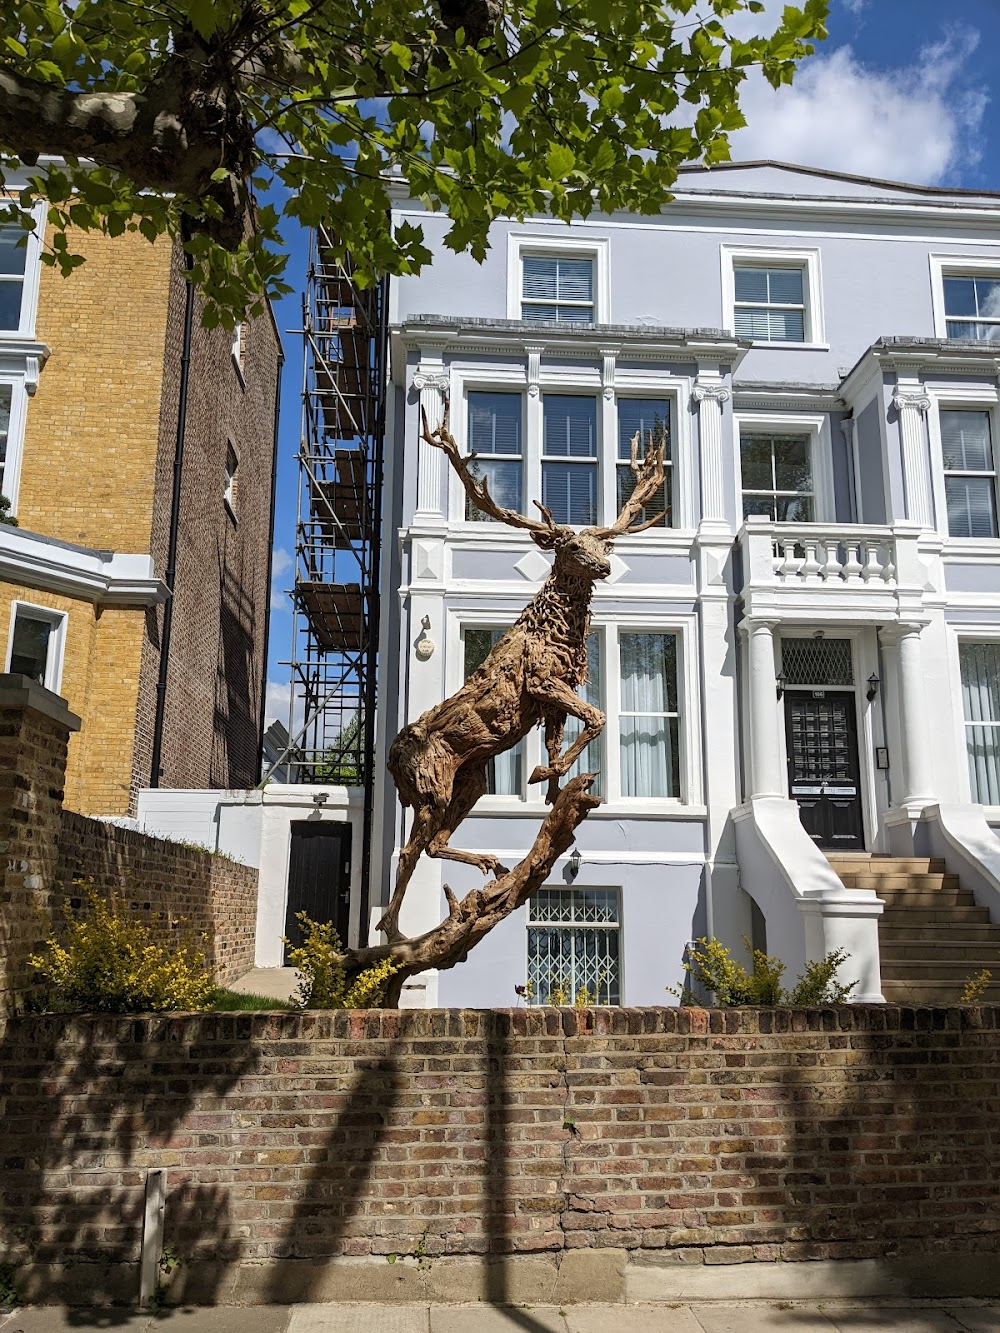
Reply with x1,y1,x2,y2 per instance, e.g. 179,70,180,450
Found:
283,821,352,958
785,692,864,850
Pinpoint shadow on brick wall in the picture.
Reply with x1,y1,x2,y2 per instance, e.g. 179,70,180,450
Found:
0,1014,259,1308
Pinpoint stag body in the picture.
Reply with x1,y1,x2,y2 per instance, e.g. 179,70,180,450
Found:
378,404,664,943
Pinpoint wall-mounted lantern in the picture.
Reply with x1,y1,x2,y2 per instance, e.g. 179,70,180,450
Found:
866,673,880,702
567,847,582,881
775,671,786,701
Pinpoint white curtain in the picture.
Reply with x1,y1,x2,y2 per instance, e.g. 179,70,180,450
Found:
961,642,1000,804
620,634,676,798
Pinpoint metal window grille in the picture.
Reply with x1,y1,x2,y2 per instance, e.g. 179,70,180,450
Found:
526,887,621,1005
780,637,854,686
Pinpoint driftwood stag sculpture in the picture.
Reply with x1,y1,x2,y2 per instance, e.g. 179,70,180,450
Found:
377,400,666,944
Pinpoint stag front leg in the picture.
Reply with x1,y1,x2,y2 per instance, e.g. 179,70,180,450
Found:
378,802,440,944
527,679,606,791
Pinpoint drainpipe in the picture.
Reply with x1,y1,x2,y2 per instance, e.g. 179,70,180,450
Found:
149,245,196,788
257,344,285,780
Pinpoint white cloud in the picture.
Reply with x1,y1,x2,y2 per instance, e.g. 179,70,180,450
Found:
727,27,988,186
842,0,868,14
264,678,306,734
270,545,294,613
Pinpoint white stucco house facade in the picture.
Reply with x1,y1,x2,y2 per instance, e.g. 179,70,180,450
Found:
361,160,1000,1007
138,161,1000,1009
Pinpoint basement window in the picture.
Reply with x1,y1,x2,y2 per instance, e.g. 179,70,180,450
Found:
526,887,621,1005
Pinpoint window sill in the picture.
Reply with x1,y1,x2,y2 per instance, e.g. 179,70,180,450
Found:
742,341,830,352
470,798,706,819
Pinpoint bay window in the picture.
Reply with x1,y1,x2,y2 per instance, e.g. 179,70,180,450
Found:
617,398,670,527
941,409,998,538
466,391,523,521
619,632,680,799
542,395,598,525
960,642,1000,804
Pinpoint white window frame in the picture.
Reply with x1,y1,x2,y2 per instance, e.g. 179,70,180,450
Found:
926,385,1000,544
0,201,45,340
733,411,836,525
524,885,622,1006
224,441,239,521
955,637,1000,807
540,390,601,528
4,600,67,693
446,612,702,813
721,245,826,348
0,375,29,511
231,321,246,384
507,234,611,324
449,365,693,531
929,254,1000,341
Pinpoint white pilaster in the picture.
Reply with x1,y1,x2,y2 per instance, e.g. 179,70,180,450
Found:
880,622,935,810
693,375,731,532
413,355,450,521
891,382,934,529
743,618,785,798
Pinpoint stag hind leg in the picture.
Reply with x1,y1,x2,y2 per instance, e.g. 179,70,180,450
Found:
528,678,606,790
541,709,567,806
427,763,508,877
378,801,440,943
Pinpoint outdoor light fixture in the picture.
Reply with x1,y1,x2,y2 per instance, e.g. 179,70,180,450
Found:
776,671,786,700
568,848,582,881
867,673,880,702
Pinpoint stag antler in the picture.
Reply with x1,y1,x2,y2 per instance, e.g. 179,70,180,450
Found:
421,400,560,538
591,429,667,538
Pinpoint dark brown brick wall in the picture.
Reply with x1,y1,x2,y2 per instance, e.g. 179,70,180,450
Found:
1,1005,999,1300
133,244,281,804
0,680,258,1010
55,812,258,985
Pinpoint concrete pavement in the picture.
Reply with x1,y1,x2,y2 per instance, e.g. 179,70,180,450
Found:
3,1303,1000,1332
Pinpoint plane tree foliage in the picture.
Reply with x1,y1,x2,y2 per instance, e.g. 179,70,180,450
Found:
0,0,826,324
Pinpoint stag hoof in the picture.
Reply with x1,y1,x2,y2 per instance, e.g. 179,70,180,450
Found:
478,854,506,878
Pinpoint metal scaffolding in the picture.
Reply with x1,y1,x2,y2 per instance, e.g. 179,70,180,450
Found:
266,227,388,863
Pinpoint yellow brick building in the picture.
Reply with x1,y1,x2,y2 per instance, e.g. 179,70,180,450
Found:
0,211,281,815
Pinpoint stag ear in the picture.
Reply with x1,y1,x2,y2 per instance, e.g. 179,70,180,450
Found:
530,528,560,552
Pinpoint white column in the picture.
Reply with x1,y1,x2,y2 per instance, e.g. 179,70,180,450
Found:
891,384,934,529
744,618,785,798
881,622,935,808
413,360,450,520
693,377,730,531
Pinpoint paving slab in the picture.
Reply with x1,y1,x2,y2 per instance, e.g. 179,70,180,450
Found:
566,1306,704,1332
943,1311,1000,1332
152,1308,292,1333
429,1308,569,1333
691,1305,838,1333
287,1307,428,1333
0,1312,153,1332
228,968,300,1002
826,1312,991,1333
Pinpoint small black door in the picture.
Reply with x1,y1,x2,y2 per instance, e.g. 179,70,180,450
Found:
283,821,352,958
785,691,864,851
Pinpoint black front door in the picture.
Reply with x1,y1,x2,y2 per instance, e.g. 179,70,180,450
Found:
283,820,352,958
785,691,864,851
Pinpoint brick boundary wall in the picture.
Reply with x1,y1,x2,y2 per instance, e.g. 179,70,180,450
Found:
1,1006,999,1308
55,811,258,986
0,676,258,1009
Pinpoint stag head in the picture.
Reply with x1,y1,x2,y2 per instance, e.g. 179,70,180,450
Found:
420,401,666,583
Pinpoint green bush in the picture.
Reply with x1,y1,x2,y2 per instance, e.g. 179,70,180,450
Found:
670,936,857,1006
284,912,399,1008
28,884,215,1013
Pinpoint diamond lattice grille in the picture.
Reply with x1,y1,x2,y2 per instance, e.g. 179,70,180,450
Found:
527,889,620,1004
781,637,854,686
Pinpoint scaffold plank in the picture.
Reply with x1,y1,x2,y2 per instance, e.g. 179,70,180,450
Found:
309,449,369,541
295,581,365,652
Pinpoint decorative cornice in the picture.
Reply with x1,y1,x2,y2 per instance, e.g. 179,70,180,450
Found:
0,527,168,607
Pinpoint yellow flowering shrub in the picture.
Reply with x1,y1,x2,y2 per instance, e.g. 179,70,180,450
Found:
28,884,215,1013
284,912,399,1009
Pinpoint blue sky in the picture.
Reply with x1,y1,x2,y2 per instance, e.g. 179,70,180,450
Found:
262,0,1000,720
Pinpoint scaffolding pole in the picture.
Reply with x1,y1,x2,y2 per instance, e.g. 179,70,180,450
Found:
265,227,388,941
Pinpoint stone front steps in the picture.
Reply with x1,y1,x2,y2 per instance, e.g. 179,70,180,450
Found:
826,852,1000,1004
